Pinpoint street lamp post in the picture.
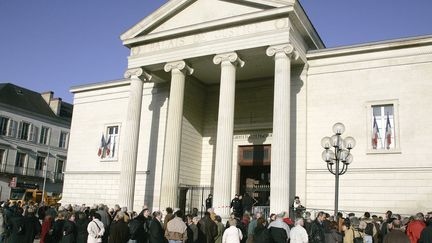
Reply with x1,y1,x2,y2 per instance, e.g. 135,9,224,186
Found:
321,122,356,218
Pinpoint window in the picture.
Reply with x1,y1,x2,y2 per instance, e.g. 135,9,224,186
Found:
105,126,119,158
56,159,64,173
35,156,45,171
39,127,50,145
372,105,395,150
0,116,9,136
366,100,400,153
0,149,5,164
19,122,31,140
59,131,68,148
15,152,26,167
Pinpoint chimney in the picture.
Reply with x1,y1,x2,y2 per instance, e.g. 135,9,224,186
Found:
41,91,53,104
49,98,62,116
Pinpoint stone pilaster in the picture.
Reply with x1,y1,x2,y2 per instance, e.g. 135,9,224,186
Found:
160,60,193,209
266,44,299,214
212,52,244,219
119,67,152,210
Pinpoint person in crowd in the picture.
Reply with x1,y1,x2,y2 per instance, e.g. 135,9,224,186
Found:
75,211,89,243
223,219,243,243
360,212,376,243
406,212,426,243
5,207,27,243
208,208,217,222
419,216,432,243
247,212,262,243
380,210,393,242
52,211,66,242
60,212,77,243
324,221,342,243
253,217,270,243
96,204,111,243
383,219,409,243
164,207,175,231
343,217,363,243
198,211,217,243
148,211,164,243
23,206,41,243
292,196,306,219
87,212,105,243
165,210,188,243
230,195,243,218
186,215,199,243
205,194,213,211
214,215,225,243
40,215,54,243
289,217,308,243
241,193,254,214
268,212,290,243
309,211,325,243
108,211,129,243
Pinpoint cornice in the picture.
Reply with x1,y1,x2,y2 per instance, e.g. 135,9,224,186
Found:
70,79,131,94
307,35,432,60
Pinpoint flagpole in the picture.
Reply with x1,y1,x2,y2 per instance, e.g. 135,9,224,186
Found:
42,145,50,204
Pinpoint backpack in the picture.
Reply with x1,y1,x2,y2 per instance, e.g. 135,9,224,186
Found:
364,222,374,236
129,219,143,240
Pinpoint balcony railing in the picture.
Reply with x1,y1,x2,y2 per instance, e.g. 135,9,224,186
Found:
0,164,63,182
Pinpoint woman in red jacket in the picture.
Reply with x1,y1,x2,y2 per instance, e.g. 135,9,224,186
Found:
40,215,54,243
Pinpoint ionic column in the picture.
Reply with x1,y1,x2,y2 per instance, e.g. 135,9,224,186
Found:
212,52,244,219
119,68,152,210
160,60,193,209
266,44,299,214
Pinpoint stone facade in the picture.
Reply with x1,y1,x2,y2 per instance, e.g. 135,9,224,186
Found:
61,0,432,216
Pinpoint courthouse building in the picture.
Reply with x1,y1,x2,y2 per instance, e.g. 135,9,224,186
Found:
61,0,432,217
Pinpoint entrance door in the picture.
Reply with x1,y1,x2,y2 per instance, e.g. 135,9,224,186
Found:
238,145,271,207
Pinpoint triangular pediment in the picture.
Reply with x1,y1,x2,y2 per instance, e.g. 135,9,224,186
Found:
121,0,294,42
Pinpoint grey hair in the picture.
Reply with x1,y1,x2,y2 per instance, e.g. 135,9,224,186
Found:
415,213,424,221
295,217,304,226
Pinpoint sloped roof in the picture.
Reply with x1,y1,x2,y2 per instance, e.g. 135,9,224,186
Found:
0,83,72,122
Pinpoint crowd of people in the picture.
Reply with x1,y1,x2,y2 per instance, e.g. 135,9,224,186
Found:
0,195,431,243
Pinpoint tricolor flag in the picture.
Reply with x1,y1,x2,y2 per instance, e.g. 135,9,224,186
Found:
97,134,111,158
372,116,379,149
385,113,392,149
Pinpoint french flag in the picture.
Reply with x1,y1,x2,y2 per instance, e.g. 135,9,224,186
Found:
385,114,392,149
372,116,379,149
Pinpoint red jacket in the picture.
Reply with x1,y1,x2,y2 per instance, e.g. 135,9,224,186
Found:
406,220,426,243
40,219,53,243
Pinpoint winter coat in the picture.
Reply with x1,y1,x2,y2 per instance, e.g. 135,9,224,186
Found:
52,219,66,243
309,220,325,243
148,218,164,243
60,220,76,243
268,219,290,243
215,222,224,243
40,218,54,243
383,229,410,243
407,220,426,243
253,225,270,243
5,214,27,243
290,225,308,243
222,226,243,243
419,224,432,243
23,215,41,243
87,218,105,243
324,229,343,243
343,226,364,243
108,220,130,243
198,216,218,243
75,218,89,243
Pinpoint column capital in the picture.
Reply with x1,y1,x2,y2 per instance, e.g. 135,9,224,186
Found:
164,60,194,75
124,68,152,81
266,43,299,61
213,52,245,68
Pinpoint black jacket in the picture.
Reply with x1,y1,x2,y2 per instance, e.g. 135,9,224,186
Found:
309,220,325,243
148,218,164,243
75,218,89,243
60,220,76,243
419,225,432,243
253,225,270,243
108,220,130,243
268,226,288,243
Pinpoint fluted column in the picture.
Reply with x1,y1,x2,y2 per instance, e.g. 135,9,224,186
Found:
266,44,299,214
119,68,152,210
212,52,244,219
160,60,193,209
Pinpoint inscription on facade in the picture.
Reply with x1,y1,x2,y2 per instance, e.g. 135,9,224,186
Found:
234,133,272,140
131,18,290,55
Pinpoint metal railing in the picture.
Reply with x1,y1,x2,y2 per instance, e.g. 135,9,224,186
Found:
0,164,63,181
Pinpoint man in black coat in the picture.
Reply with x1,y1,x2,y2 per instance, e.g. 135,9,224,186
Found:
198,212,217,243
148,211,164,243
230,194,242,218
75,212,89,243
309,211,326,243
5,207,27,243
23,207,42,243
419,218,432,243
205,194,213,211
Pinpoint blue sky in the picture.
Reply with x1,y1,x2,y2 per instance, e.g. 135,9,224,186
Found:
0,0,431,103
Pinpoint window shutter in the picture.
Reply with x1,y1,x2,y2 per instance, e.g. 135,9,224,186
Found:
32,125,39,143
8,120,18,137
17,122,23,139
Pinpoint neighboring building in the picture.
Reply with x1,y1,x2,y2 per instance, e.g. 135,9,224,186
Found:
0,83,72,201
62,0,432,217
